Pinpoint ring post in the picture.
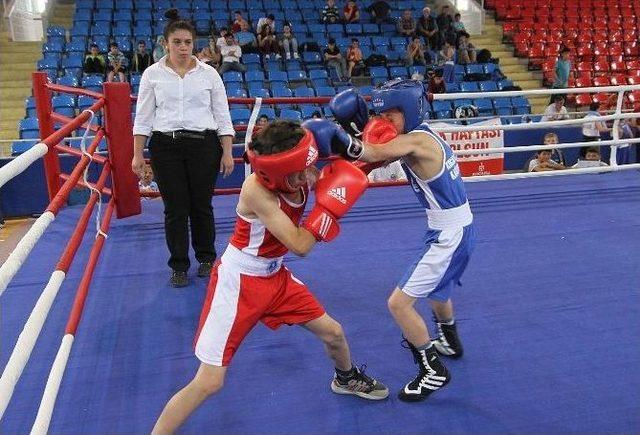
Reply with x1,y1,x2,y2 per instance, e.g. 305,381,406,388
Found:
33,72,61,200
102,82,141,218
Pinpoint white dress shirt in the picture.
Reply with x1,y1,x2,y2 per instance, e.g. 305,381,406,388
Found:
133,55,235,137
220,41,242,63
540,104,569,122
581,111,602,138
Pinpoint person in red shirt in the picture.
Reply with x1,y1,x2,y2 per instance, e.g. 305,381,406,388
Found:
343,0,360,23
231,10,250,33
152,121,388,434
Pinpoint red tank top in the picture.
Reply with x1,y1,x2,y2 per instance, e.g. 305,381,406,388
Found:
229,186,308,258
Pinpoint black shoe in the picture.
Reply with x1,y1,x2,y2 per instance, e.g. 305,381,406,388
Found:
398,340,450,402
169,270,189,287
197,262,214,278
331,365,389,400
433,319,464,359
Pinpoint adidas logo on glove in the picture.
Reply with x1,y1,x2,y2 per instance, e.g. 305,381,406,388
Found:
306,147,318,166
328,187,347,204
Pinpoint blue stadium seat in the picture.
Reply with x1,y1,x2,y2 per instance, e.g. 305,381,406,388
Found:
302,51,322,64
11,139,39,155
316,86,336,97
272,87,293,109
479,81,498,92
359,86,375,96
258,107,277,120
37,58,60,70
52,95,76,110
473,99,495,116
453,99,473,111
242,53,261,65
482,63,498,75
369,66,388,79
445,82,460,93
285,59,302,71
82,76,104,92
389,66,408,79
62,56,83,69
460,81,480,92
287,70,307,81
371,36,389,48
279,109,302,122
249,88,271,98
47,26,66,37
223,71,243,83
268,71,288,84
43,41,64,54
432,100,453,113
19,118,40,139
294,87,315,97
311,78,330,88
345,24,362,35
230,108,251,124
245,70,265,83
465,64,484,76
301,105,322,119
497,79,513,90
511,97,531,114
362,23,379,34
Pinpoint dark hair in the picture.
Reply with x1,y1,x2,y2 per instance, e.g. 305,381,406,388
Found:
553,94,565,102
109,42,119,48
560,46,571,54
589,102,600,111
311,110,322,118
585,147,600,155
138,40,146,45
351,38,359,43
454,13,461,18
250,121,305,155
90,43,98,48
163,8,195,40
328,37,336,44
234,10,242,15
258,114,269,121
267,14,275,20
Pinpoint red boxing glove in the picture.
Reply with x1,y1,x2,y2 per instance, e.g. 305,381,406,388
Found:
302,160,368,241
363,117,398,145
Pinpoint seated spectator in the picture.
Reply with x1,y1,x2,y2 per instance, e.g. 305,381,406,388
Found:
256,14,276,34
107,42,127,82
311,110,323,119
343,0,360,23
152,36,166,62
572,147,608,168
456,32,476,64
130,40,152,74
397,9,416,37
139,164,159,193
346,38,365,77
280,24,300,60
452,13,466,34
258,26,281,60
541,95,570,122
322,0,341,23
528,149,566,172
207,36,222,69
368,160,407,182
438,40,455,65
366,0,392,24
405,35,427,66
219,33,247,74
198,46,218,68
324,38,348,80
542,132,565,165
216,28,228,48
253,114,270,135
437,5,454,46
232,10,250,33
427,68,446,94
417,7,439,50
84,43,106,74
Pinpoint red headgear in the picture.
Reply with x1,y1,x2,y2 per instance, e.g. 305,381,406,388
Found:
246,128,319,193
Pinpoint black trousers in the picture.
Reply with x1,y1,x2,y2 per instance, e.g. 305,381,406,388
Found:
149,132,222,272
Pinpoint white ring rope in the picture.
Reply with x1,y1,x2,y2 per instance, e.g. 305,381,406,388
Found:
0,270,66,419
453,137,640,155
244,97,263,179
431,83,640,100
462,163,640,182
78,110,107,240
0,211,55,297
0,142,49,189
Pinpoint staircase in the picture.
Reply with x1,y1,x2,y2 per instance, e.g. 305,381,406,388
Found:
473,15,549,116
0,2,74,156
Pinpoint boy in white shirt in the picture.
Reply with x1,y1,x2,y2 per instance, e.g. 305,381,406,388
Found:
540,95,569,122
572,147,608,168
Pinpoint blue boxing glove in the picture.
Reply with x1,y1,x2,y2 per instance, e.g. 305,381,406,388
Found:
301,119,364,161
329,88,369,137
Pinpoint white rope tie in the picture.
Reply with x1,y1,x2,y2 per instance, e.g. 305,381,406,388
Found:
79,110,107,240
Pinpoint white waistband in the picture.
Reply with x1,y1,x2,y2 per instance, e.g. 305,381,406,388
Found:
426,201,473,230
222,245,284,277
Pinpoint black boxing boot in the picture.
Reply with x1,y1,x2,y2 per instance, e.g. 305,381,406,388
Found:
398,340,450,402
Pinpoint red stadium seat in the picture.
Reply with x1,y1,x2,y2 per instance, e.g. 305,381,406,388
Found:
575,93,593,106
575,76,593,88
610,74,628,86
593,76,611,87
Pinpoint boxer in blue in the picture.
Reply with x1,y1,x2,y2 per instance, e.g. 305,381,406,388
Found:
304,79,477,402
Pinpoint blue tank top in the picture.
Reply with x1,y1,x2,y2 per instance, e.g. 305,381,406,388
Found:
401,123,469,210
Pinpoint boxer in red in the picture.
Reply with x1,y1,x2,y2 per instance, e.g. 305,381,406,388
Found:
152,120,388,434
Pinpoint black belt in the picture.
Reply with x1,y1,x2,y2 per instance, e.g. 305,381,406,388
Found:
154,130,212,140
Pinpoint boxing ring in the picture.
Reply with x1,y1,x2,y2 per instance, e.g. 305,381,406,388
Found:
1,76,639,432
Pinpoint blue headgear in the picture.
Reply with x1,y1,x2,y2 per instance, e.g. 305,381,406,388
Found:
370,79,429,133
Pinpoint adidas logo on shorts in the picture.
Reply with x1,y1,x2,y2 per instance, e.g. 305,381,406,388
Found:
329,187,347,204
306,146,318,166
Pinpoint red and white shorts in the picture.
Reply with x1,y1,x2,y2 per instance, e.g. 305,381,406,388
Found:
194,245,325,366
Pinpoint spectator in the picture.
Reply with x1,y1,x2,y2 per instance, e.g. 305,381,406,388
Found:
540,95,570,122
528,149,566,172
207,36,222,69
231,10,250,33
346,38,364,77
216,27,228,48
582,102,610,142
456,32,476,64
427,68,446,94
279,24,300,60
552,47,571,90
197,46,218,68
253,114,270,135
572,147,608,168
405,35,427,66
130,40,152,74
138,164,159,193
322,0,341,23
366,0,392,24
152,36,166,62
397,9,416,37
343,0,360,23
219,33,247,74
257,25,281,60
436,5,454,46
368,160,407,182
324,38,348,80
452,13,466,34
616,119,634,165
84,43,106,74
542,132,566,165
107,42,127,82
417,7,439,50
256,14,276,34
438,40,455,65
311,110,322,119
